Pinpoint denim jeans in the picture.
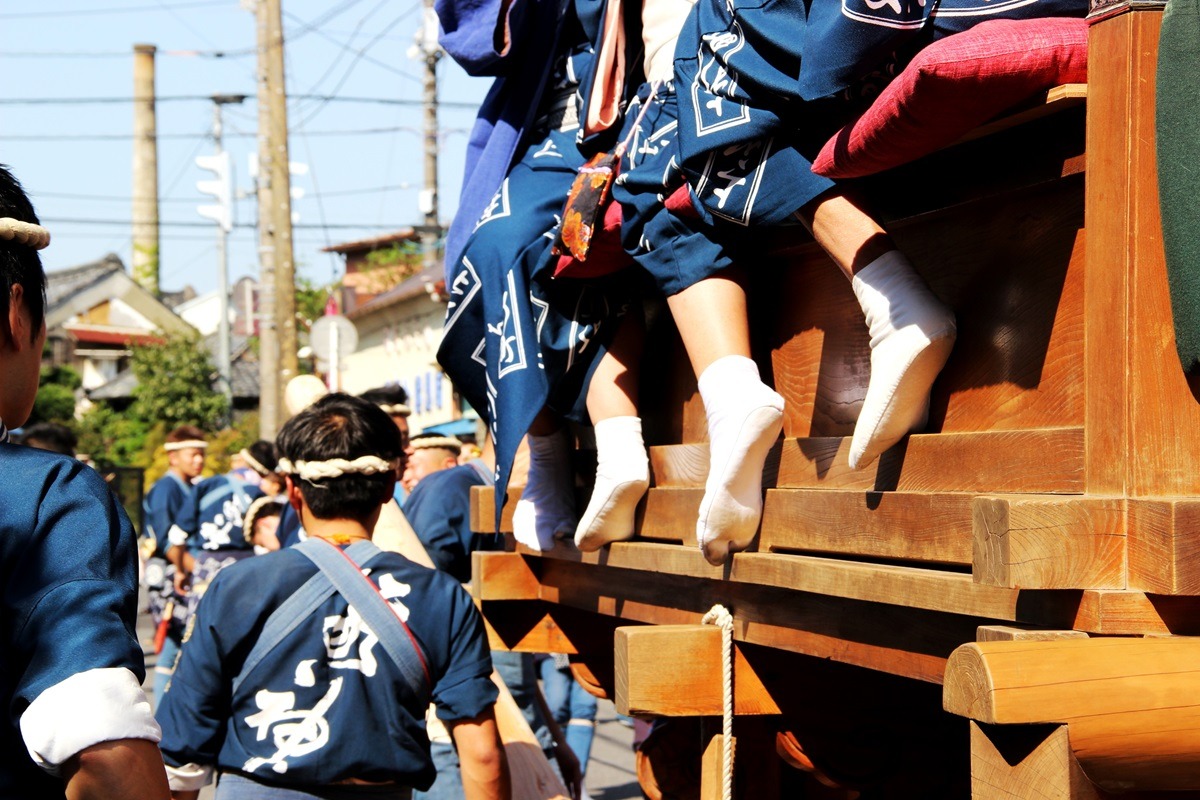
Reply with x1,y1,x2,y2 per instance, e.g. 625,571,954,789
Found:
538,656,597,774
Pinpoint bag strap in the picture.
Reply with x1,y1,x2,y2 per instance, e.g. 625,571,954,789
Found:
232,569,337,695
297,538,433,707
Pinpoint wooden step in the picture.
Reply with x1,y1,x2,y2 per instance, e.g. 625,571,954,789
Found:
651,428,1085,494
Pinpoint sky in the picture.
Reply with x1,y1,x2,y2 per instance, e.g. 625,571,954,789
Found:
0,0,491,297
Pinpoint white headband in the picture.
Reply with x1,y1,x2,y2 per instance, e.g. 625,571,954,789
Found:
276,455,394,481
379,403,411,416
411,436,462,453
238,448,273,476
0,218,50,250
165,439,208,452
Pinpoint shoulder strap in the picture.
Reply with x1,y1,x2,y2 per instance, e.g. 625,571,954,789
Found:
232,568,337,695
298,538,433,707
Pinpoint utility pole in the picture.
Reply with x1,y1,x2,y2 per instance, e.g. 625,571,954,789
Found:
197,94,245,417
254,0,297,438
413,0,442,273
132,43,160,296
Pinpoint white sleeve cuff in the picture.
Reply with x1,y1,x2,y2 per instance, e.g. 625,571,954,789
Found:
20,667,162,774
166,762,214,791
167,525,190,546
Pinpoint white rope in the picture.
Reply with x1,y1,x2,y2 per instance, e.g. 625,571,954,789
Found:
0,217,50,250
409,435,462,453
164,439,208,452
702,603,735,800
238,447,273,476
378,403,411,416
276,455,393,481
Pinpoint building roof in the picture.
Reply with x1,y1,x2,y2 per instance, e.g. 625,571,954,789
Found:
346,264,446,320
320,229,419,255
45,253,125,307
87,333,259,401
63,324,164,347
44,253,194,336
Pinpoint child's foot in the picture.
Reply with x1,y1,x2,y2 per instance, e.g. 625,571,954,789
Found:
512,429,576,551
575,416,650,552
849,251,956,471
695,356,785,566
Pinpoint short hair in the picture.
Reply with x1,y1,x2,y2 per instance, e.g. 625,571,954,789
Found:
0,165,45,343
276,393,401,520
359,385,410,415
245,439,277,474
166,424,208,444
18,422,76,457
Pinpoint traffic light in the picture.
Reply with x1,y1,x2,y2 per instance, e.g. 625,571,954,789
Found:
197,152,233,232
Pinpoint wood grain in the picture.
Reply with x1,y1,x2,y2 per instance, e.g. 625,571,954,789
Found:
975,625,1088,643
471,551,540,601
1128,499,1200,594
972,495,1126,589
492,671,571,800
968,722,1100,800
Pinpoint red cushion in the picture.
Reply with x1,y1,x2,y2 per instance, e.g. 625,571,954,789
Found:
811,18,1088,180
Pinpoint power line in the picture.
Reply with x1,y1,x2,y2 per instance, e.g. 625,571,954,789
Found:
42,216,416,230
31,183,415,205
0,94,479,109
0,0,229,19
0,125,439,141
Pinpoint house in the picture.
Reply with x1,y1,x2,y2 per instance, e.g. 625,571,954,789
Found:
44,253,194,392
323,233,472,433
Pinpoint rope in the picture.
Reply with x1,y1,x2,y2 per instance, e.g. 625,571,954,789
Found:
702,603,735,800
276,455,394,481
0,217,51,250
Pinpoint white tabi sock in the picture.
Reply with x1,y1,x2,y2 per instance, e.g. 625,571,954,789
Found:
512,429,577,551
575,416,650,552
696,355,784,565
849,250,957,471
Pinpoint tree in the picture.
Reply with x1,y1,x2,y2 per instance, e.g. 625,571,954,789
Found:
27,365,82,425
129,332,227,431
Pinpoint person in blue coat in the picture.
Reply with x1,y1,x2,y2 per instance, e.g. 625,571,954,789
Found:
0,163,168,798
143,424,207,706
157,393,509,799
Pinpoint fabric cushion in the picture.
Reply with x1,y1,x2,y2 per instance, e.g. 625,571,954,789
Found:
811,17,1088,180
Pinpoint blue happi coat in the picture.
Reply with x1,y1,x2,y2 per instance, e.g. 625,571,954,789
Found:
157,544,497,788
143,471,193,637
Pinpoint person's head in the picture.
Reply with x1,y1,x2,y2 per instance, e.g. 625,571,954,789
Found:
0,165,50,431
235,439,278,487
358,385,411,448
164,425,208,480
243,496,285,553
402,434,462,491
18,422,77,457
276,393,402,524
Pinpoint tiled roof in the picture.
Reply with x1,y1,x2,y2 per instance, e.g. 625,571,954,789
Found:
45,253,125,308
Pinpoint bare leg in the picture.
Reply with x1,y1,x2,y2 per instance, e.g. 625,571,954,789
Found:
576,313,651,551
796,189,956,470
666,269,784,566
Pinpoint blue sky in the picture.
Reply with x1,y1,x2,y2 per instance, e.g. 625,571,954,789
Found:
1,0,490,295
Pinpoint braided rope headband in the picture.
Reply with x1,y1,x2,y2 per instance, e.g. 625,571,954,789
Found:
378,403,411,416
276,455,394,481
0,218,51,250
164,440,209,452
411,436,462,452
238,448,273,476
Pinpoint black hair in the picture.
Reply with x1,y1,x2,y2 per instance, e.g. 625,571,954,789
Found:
18,422,76,457
0,165,45,342
358,385,409,408
246,439,277,473
276,393,401,520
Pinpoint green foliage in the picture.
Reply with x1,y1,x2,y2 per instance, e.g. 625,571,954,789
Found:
76,403,153,467
129,332,227,431
295,275,334,332
26,364,83,425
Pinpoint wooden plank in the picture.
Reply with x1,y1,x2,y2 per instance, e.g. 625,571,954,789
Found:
969,722,1100,800
479,601,579,654
975,625,1088,643
701,733,733,800
635,487,700,544
614,626,781,716
492,671,570,800
470,484,517,534
760,489,975,566
471,551,539,601
944,637,1200,791
651,428,1085,494
1128,499,1200,594
957,84,1088,144
972,495,1126,589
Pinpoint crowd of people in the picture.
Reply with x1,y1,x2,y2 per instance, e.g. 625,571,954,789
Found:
1,0,1093,794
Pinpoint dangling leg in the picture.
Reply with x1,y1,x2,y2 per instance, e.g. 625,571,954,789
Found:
575,311,649,552
667,268,784,566
512,410,578,551
796,191,957,471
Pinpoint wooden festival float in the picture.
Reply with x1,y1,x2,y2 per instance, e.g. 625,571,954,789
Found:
469,3,1200,796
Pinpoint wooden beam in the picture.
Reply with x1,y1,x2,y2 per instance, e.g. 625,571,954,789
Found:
975,625,1088,643
1128,499,1200,594
969,722,1100,800
479,601,578,654
761,489,975,566
614,625,782,716
944,637,1200,791
650,428,1085,494
492,671,570,800
470,484,518,534
972,495,1126,589
471,551,540,601
636,487,700,544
